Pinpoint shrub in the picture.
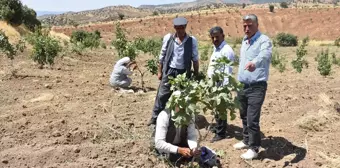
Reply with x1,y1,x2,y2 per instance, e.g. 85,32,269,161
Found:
101,42,107,49
317,49,332,76
27,30,62,68
269,4,275,12
275,33,298,47
112,22,128,58
280,2,289,8
152,11,159,16
118,13,124,20
70,30,101,49
335,37,340,47
271,49,286,73
0,31,16,59
292,37,309,73
199,45,211,62
331,53,340,66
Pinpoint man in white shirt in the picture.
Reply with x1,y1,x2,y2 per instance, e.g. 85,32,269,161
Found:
207,26,235,143
154,102,200,166
109,57,137,88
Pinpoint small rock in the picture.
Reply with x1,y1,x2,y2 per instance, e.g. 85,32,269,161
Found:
74,148,81,153
55,79,62,83
57,67,61,70
315,162,322,167
91,153,99,159
44,84,53,89
69,79,74,83
52,131,62,137
22,105,27,108
22,113,27,116
2,160,8,164
334,102,340,113
263,158,271,163
61,120,66,124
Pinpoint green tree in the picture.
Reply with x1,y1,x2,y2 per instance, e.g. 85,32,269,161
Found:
335,37,340,47
275,33,298,47
70,30,101,50
112,22,129,58
0,30,16,59
27,30,62,68
269,4,275,12
292,37,309,73
280,2,289,8
317,49,332,76
118,13,125,20
166,57,243,156
22,5,41,31
0,0,23,25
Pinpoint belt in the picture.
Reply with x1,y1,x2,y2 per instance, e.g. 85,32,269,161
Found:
241,81,267,88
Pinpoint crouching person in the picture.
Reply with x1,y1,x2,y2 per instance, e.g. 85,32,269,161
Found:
154,106,200,167
109,57,137,88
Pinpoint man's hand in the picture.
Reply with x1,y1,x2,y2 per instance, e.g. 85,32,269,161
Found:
130,64,138,71
245,62,256,72
191,148,201,156
157,72,162,80
178,147,192,158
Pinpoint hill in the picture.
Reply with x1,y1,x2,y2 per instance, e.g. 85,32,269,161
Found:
38,6,152,26
36,11,69,17
38,0,338,26
52,7,340,42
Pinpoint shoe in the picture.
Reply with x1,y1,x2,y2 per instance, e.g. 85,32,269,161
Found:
210,135,226,143
147,118,157,126
233,141,249,150
240,149,258,160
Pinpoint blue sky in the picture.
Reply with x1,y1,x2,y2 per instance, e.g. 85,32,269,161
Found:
21,0,195,11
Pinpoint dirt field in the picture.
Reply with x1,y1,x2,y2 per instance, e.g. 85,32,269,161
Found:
1,42,340,168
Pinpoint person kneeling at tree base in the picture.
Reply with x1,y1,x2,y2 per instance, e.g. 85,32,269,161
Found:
155,107,221,167
154,92,221,167
154,106,199,166
109,57,137,89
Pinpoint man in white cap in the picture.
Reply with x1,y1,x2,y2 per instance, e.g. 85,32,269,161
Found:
109,57,137,88
147,17,199,126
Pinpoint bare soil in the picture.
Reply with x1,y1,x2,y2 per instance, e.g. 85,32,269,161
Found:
1,45,340,168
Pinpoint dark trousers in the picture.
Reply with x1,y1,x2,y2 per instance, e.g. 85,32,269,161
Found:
214,114,227,137
152,68,186,119
237,81,267,152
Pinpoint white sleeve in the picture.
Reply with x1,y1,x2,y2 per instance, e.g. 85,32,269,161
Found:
121,66,132,75
187,118,198,149
154,111,179,154
222,46,235,85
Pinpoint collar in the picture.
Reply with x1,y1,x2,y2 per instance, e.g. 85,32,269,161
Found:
243,31,261,45
214,40,227,51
